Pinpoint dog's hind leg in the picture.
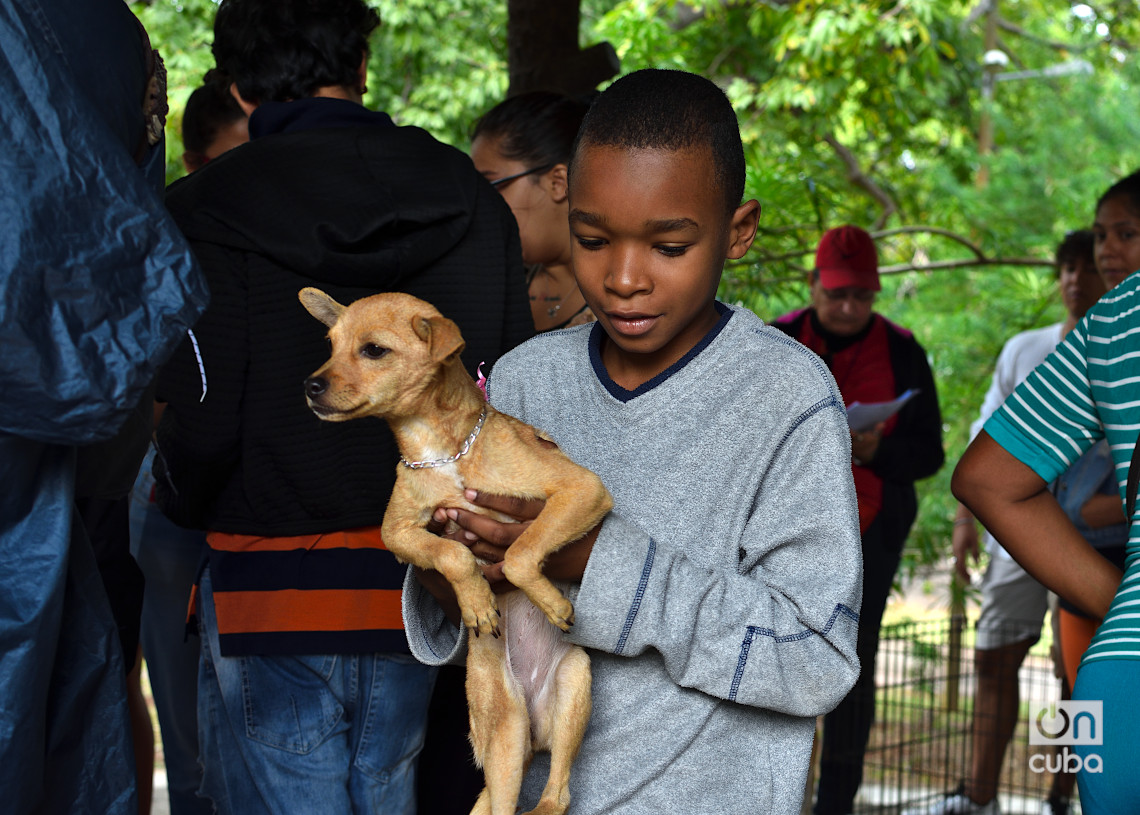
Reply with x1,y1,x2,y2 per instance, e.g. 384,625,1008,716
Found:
525,646,591,815
467,633,532,815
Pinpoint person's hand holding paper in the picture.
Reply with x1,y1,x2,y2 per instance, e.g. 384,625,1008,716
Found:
845,388,919,432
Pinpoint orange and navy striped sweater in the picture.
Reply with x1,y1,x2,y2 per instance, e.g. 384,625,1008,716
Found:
204,527,408,655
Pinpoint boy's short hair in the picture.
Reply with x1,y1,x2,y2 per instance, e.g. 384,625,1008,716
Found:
1055,229,1095,277
213,0,380,104
182,70,245,156
570,69,746,216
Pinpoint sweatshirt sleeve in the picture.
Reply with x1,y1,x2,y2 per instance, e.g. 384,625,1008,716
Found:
567,395,863,718
153,241,249,529
401,565,467,666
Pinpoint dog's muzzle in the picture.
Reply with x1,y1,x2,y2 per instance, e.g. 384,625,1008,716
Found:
304,376,329,400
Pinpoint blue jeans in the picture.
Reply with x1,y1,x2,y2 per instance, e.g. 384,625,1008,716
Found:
197,570,438,815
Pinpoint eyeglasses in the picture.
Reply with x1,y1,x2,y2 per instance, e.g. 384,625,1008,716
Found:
489,164,554,189
820,287,876,304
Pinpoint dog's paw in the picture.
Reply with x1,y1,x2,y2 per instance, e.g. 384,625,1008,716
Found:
502,565,576,632
460,592,501,638
533,592,575,633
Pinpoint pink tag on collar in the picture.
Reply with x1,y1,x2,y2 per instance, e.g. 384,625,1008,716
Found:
475,361,489,401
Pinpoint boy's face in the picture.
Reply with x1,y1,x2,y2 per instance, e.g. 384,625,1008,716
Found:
1058,256,1106,320
569,144,758,389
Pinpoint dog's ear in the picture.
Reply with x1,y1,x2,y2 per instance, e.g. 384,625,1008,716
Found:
299,287,345,328
411,314,466,363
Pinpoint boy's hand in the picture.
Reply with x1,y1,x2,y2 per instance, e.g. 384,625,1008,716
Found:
951,518,979,585
444,489,600,586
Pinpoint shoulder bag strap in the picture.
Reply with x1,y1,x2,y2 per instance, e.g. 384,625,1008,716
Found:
1126,431,1140,528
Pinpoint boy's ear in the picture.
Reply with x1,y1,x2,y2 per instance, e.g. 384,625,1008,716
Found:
546,163,569,204
229,83,259,117
356,51,368,97
725,199,761,260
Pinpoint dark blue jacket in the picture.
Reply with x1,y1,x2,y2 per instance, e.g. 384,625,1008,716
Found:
0,1,207,811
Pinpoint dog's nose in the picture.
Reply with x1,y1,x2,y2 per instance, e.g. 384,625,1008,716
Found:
304,376,328,399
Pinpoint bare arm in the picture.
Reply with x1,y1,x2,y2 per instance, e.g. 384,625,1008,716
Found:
952,431,1121,619
951,502,980,584
1081,492,1127,529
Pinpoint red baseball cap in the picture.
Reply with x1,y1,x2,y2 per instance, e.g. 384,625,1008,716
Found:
815,225,880,291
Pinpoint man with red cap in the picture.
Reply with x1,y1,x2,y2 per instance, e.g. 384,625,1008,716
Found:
773,225,945,815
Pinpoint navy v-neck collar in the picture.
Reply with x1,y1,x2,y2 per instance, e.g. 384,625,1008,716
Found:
589,302,733,403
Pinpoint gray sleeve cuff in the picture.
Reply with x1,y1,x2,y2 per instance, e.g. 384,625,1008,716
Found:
401,565,467,666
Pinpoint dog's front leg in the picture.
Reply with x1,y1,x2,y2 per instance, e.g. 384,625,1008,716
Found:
501,474,612,631
383,510,501,637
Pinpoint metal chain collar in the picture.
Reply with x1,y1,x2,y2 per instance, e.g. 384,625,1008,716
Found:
399,406,487,470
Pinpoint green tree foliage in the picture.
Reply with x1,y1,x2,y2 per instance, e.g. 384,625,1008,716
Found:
132,0,1140,591
593,0,1140,584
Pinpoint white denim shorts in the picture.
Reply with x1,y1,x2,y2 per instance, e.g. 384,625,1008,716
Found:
975,552,1049,651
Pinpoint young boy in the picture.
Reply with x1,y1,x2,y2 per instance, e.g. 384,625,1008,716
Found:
403,69,862,814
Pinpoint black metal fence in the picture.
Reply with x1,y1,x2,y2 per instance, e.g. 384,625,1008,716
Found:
824,616,1079,814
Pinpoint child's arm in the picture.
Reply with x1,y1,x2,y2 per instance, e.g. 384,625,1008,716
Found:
561,403,862,719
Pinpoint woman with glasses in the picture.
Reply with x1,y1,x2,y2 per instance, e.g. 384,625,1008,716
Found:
472,91,595,332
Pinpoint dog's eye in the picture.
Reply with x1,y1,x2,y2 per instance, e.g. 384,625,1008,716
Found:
361,343,389,360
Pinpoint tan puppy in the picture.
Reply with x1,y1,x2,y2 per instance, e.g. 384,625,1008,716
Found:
300,288,611,815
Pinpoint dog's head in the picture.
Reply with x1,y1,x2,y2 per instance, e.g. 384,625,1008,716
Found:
300,287,465,422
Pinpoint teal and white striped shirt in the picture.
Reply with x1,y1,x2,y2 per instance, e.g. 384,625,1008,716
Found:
985,272,1140,666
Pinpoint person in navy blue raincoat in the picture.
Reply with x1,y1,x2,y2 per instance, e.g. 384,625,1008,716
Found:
0,1,208,811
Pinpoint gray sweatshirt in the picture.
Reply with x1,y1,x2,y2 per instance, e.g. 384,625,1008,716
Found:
403,304,862,814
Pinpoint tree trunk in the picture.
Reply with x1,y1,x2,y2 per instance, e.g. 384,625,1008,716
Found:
506,0,619,98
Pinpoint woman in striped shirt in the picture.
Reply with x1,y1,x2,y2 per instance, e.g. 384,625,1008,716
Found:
953,171,1140,815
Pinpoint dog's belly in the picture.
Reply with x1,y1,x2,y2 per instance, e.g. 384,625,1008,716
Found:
500,591,574,738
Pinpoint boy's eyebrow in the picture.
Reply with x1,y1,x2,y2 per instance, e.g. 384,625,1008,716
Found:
645,217,699,233
568,210,699,234
568,208,603,227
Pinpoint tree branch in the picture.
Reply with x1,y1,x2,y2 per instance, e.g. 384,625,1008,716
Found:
875,225,987,261
965,0,995,29
878,256,1053,275
995,17,1093,53
725,224,1054,278
823,134,899,230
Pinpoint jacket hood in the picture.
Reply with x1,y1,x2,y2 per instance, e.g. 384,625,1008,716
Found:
165,110,480,290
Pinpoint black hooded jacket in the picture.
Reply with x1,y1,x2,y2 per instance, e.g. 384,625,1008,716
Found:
155,99,533,536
